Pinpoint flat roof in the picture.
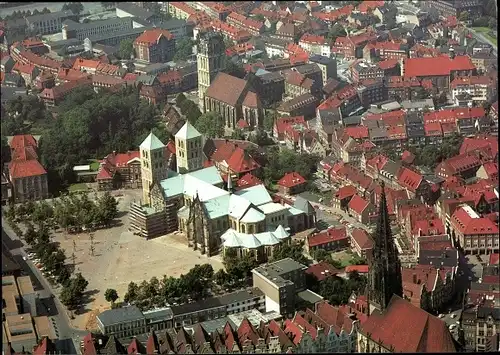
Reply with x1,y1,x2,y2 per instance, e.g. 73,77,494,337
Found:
253,258,307,288
97,305,144,327
33,316,56,340
16,276,34,296
297,289,324,304
5,314,36,343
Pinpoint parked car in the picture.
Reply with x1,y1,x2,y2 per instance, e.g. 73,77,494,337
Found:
451,313,456,319
438,314,444,318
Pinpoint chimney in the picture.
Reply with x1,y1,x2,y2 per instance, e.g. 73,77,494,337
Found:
225,139,229,144
413,273,417,284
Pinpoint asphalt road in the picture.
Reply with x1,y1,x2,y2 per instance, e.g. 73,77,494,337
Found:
467,27,498,57
2,221,87,354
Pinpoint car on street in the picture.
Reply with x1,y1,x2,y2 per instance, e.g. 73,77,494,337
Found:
438,314,444,318
449,324,457,330
451,314,456,319
22,256,27,260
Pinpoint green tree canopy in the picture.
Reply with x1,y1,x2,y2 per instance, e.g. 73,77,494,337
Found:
195,112,225,138
118,38,135,60
173,38,195,62
263,147,321,185
271,240,310,266
104,288,119,303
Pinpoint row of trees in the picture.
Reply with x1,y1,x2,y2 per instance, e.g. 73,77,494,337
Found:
175,93,202,125
0,7,50,21
123,264,215,310
4,192,119,231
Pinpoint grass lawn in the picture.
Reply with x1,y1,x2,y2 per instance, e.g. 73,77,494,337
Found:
331,250,354,267
89,160,100,172
68,183,89,192
472,27,497,45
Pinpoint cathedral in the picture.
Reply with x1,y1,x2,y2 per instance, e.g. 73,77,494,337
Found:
130,122,316,259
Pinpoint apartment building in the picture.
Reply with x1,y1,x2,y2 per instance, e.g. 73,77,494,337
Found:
252,258,308,317
62,17,133,41
450,76,496,106
309,55,337,86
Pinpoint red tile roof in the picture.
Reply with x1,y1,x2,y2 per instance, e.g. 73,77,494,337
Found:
9,159,47,179
305,262,341,281
378,58,399,70
401,150,415,164
82,333,97,355
274,116,306,136
224,146,260,174
360,295,456,352
11,146,38,161
134,29,174,46
424,122,443,136
315,300,357,334
343,126,369,139
418,235,453,251
10,134,37,151
451,206,499,235
350,228,373,250
334,185,357,200
404,55,476,78
413,218,445,237
278,172,307,188
308,226,348,247
237,173,262,189
345,265,369,273
205,72,248,106
358,0,385,13
397,167,423,193
460,135,498,158
348,194,370,214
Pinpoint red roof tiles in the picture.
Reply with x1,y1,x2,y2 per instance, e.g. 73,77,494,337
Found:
348,194,370,214
404,55,475,78
134,29,174,46
237,173,262,189
397,167,423,193
305,262,341,281
360,295,456,352
278,172,307,188
308,226,348,248
9,160,47,179
350,228,373,250
334,185,357,200
345,265,369,273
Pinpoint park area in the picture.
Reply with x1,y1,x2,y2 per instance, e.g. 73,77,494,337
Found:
50,189,224,330
472,27,497,45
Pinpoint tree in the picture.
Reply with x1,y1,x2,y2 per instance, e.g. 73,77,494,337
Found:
271,240,310,266
62,2,84,15
225,60,246,79
327,23,347,42
104,288,119,304
195,112,225,138
23,225,38,246
253,14,265,22
1,135,11,167
263,110,275,131
124,281,139,304
249,129,273,146
173,38,195,62
72,273,89,295
214,269,229,286
231,129,246,140
118,38,134,60
488,17,496,29
175,93,187,107
458,11,469,22
97,192,119,225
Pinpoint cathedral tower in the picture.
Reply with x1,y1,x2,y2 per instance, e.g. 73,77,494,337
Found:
174,121,204,174
140,132,168,205
367,181,403,315
197,31,226,110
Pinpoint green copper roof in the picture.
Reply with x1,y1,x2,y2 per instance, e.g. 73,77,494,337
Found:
175,121,201,140
140,132,165,151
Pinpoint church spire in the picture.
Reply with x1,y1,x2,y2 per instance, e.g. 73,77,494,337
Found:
367,181,403,315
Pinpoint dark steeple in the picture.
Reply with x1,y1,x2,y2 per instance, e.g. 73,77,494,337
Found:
367,181,403,315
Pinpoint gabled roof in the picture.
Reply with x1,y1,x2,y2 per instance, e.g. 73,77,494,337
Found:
308,226,348,247
397,167,423,192
348,194,370,214
350,228,373,250
293,195,315,214
140,131,165,150
205,72,248,107
175,121,201,140
278,172,307,188
360,295,456,352
134,29,174,46
9,159,46,179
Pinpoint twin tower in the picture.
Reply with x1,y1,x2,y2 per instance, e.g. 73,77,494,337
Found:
138,122,204,205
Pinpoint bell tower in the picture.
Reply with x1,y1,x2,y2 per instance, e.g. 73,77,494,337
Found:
174,122,204,174
140,131,168,205
197,31,226,110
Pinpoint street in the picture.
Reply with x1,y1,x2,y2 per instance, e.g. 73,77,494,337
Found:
2,221,86,354
467,27,498,57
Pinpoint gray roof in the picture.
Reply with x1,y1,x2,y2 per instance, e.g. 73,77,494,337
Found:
418,249,458,268
254,258,307,280
115,3,156,21
2,249,21,274
297,289,324,304
26,10,75,23
382,160,401,177
170,288,263,316
1,87,27,104
342,115,362,126
369,127,387,140
309,55,335,65
97,305,144,327
3,72,22,84
64,17,132,31
293,196,315,214
136,74,157,86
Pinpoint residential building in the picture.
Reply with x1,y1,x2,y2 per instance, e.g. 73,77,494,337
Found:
403,55,476,91
450,204,499,255
252,71,285,107
277,172,307,196
308,55,337,86
350,228,373,259
12,62,39,87
133,29,176,64
351,61,384,83
450,76,496,106
333,31,377,59
226,12,264,36
39,77,92,107
348,194,375,225
204,73,263,130
197,31,226,108
252,258,308,316
306,226,349,254
277,93,320,119
97,306,147,339
298,34,331,57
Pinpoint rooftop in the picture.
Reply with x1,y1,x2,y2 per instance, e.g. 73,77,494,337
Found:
97,306,145,327
253,258,308,288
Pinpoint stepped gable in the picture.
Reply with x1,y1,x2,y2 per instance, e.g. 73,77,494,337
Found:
175,327,193,353
237,317,260,347
223,321,239,352
192,323,214,352
146,331,160,354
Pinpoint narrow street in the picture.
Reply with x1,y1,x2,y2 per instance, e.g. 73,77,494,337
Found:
2,219,87,354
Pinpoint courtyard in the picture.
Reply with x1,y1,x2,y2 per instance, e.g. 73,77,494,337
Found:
50,189,224,330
